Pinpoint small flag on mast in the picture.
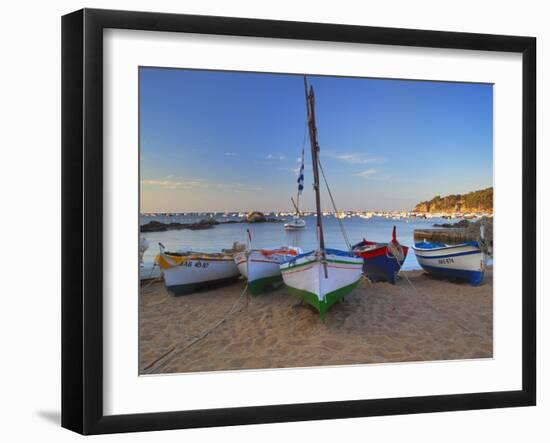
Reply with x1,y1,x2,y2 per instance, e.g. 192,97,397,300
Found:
297,147,305,194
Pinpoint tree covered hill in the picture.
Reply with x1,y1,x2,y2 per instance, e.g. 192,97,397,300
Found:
413,187,493,213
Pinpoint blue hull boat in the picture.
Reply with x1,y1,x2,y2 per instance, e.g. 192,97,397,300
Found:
352,226,409,285
412,241,486,286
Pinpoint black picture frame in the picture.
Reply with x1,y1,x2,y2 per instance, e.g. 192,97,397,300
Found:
62,8,536,435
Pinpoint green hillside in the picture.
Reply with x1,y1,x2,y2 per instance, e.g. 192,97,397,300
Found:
414,187,493,213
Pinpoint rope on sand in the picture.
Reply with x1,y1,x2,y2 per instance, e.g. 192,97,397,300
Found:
140,263,161,291
143,283,249,374
140,278,163,294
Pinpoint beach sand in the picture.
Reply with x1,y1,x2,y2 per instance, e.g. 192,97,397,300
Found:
139,269,492,374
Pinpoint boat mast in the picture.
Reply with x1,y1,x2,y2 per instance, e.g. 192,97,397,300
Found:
294,144,305,218
291,196,300,216
304,77,327,263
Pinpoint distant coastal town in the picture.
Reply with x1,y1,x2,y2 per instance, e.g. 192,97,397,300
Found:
140,187,494,250
140,187,494,222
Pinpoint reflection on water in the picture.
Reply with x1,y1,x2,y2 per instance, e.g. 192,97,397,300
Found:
140,214,475,271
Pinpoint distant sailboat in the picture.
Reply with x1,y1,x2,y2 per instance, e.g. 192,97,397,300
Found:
284,147,306,230
280,77,363,320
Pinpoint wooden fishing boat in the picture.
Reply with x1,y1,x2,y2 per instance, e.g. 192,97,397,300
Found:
234,246,302,295
280,77,363,320
412,241,485,285
352,226,409,284
280,249,363,319
155,246,240,295
233,248,249,279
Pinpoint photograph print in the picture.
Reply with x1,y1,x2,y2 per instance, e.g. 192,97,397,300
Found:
138,68,493,375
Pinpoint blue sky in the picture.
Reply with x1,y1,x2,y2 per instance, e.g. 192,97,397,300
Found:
140,68,493,212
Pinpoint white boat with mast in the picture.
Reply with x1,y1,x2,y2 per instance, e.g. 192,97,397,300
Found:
284,147,307,230
279,77,363,320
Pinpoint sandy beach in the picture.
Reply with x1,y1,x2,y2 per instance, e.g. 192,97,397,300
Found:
139,268,492,374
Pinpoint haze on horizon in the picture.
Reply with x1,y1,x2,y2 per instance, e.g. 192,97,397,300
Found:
140,68,493,213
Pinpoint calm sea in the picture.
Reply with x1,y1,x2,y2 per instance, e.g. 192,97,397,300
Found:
139,214,468,271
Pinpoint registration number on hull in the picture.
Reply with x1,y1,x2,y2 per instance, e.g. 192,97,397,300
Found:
183,261,210,268
437,258,455,265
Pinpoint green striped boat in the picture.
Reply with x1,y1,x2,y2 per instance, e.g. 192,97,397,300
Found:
280,249,363,320
279,77,363,319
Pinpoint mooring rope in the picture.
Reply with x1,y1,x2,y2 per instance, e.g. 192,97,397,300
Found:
386,241,405,262
140,263,161,291
143,283,249,373
476,220,491,258
318,159,352,250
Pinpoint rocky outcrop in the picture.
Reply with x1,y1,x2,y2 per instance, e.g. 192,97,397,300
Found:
140,219,218,233
140,214,280,232
140,220,172,232
414,217,493,253
245,211,283,223
432,219,471,229
246,211,266,223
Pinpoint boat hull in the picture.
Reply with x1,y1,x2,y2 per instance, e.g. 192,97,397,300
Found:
280,250,363,319
233,251,248,278
283,224,306,230
234,248,300,295
355,244,409,284
159,254,240,295
283,218,306,230
412,242,485,286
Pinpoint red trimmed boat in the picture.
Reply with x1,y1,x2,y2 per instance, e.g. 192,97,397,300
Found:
352,226,409,284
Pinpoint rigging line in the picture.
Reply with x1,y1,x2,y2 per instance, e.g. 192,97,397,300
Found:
293,114,309,214
301,114,308,152
318,159,352,251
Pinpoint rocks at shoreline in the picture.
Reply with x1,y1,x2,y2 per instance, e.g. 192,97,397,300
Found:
414,227,470,244
246,211,265,223
140,214,282,233
415,217,493,252
140,219,218,232
245,211,282,223
432,219,471,229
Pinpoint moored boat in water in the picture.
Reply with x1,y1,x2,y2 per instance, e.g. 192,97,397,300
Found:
284,215,306,230
155,245,240,295
284,146,306,230
412,241,485,285
352,226,409,284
